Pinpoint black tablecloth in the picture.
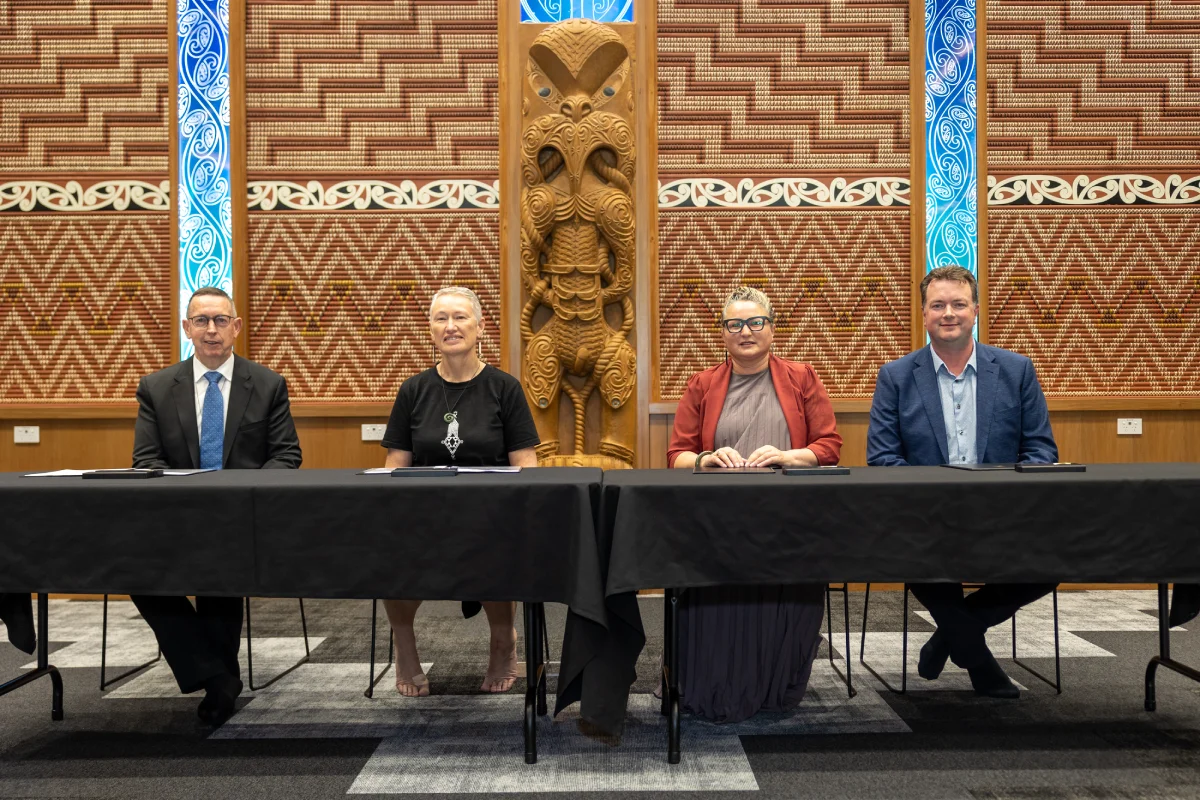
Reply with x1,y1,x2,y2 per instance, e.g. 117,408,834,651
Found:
0,471,258,595
557,463,1200,734
0,468,606,627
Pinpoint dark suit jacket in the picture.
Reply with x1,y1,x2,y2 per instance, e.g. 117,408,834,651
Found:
866,342,1057,466
133,356,302,470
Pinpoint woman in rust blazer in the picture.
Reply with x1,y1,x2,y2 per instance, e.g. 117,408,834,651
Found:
665,286,842,722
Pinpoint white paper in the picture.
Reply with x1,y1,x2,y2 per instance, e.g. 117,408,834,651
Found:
360,467,395,474
456,466,522,473
23,469,89,477
163,469,216,476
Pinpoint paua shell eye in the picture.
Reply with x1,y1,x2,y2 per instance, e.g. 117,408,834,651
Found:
538,87,551,97
603,86,615,97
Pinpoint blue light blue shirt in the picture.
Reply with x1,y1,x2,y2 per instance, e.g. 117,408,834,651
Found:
930,343,977,464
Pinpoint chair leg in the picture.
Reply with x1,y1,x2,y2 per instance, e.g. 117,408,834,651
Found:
825,584,854,698
858,583,905,693
100,594,161,691
366,599,394,698
1009,587,1062,693
245,597,311,692
901,585,909,694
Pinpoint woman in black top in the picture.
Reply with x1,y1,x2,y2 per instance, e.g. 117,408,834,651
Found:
380,287,540,696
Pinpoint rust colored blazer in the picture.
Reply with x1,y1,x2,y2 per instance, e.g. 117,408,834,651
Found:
667,354,843,468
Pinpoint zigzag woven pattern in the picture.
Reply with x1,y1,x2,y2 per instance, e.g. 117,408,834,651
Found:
245,0,499,175
0,215,171,402
986,0,1200,171
657,210,911,399
248,212,501,401
988,208,1200,395
0,0,170,173
657,0,910,175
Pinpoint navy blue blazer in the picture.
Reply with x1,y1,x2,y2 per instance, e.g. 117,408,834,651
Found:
866,342,1057,466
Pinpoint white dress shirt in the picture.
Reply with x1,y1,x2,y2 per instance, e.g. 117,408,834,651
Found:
929,342,978,464
193,354,235,442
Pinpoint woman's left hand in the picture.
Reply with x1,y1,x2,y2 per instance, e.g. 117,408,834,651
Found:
745,445,788,467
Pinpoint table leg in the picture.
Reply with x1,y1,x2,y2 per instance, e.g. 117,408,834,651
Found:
523,601,539,764
1145,583,1200,712
666,588,680,765
0,594,63,720
536,603,548,717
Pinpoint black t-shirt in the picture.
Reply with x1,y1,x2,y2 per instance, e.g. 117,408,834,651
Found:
381,364,540,466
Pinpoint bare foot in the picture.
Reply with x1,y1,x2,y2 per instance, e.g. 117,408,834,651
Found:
395,672,430,697
393,634,429,697
481,627,519,693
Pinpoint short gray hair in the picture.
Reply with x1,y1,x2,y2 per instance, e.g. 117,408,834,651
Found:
721,286,774,320
187,286,237,318
429,286,483,322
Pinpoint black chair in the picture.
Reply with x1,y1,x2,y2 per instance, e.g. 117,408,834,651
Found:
859,583,1061,694
100,595,310,692
824,583,856,698
243,597,310,690
100,594,160,690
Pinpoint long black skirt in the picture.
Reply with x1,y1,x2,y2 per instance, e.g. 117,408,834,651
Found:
678,583,825,723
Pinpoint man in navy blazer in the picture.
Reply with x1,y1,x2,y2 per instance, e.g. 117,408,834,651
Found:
867,265,1057,698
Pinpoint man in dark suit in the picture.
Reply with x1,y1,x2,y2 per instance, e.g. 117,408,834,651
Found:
131,286,301,723
867,265,1057,699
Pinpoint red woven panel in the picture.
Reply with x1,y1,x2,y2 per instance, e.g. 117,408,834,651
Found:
0,214,172,402
657,209,911,400
0,0,170,174
986,0,1200,172
245,0,499,177
247,212,502,401
988,208,1200,395
658,0,910,175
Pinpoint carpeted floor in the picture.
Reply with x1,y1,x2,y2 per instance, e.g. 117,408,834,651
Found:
2,591,1199,799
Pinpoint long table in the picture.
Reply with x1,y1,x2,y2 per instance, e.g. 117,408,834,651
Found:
556,464,1200,761
0,468,604,764
5,465,1200,764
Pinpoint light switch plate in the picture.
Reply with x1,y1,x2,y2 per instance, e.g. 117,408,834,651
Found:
361,423,387,442
1117,418,1142,436
14,425,40,444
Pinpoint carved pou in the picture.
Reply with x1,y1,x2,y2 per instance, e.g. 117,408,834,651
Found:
520,19,636,469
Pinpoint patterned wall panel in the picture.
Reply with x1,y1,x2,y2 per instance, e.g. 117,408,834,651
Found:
988,208,1200,395
657,0,910,175
657,210,911,399
248,212,501,401
1,0,171,405
245,0,499,177
0,215,172,402
0,0,170,174
986,0,1200,172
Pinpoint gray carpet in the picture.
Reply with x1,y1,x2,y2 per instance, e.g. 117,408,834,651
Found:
2,591,1199,799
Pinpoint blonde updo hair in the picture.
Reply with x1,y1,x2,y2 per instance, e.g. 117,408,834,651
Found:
429,286,483,322
721,286,775,320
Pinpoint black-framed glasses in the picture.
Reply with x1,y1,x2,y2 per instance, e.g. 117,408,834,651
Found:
188,314,234,329
721,316,772,333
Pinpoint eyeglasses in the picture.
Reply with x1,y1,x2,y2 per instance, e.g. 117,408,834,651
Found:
720,316,772,333
188,315,234,329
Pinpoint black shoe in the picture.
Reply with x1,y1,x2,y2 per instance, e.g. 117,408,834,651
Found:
197,673,243,725
917,629,950,680
967,653,1019,699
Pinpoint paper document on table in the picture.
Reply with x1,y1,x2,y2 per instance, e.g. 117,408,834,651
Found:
456,466,522,473
23,469,90,477
163,469,216,476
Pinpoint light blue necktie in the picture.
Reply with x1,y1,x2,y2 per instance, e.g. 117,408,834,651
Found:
200,371,224,470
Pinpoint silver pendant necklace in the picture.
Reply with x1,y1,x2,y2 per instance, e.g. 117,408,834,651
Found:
438,362,483,460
